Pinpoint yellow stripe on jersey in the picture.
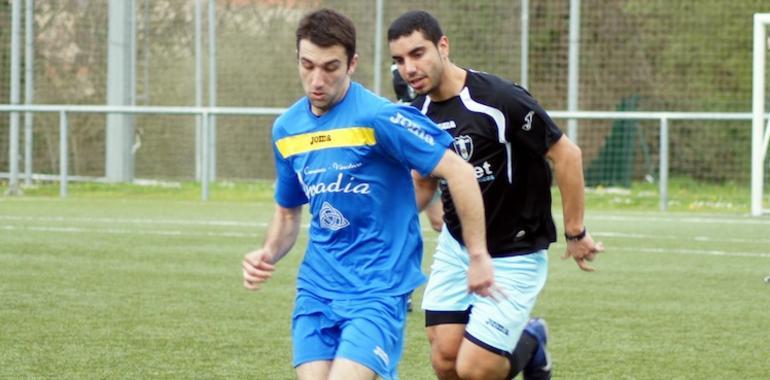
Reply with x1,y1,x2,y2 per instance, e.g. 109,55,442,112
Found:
275,127,376,158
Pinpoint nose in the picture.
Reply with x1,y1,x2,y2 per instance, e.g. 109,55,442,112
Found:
309,69,324,89
403,59,417,77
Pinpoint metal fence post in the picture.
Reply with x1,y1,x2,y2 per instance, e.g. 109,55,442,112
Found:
8,0,22,195
59,111,68,198
373,0,384,95
659,117,669,211
201,111,209,201
208,0,217,180
520,0,529,89
24,0,35,186
566,0,581,143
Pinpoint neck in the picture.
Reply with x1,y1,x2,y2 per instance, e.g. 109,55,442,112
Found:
428,63,465,102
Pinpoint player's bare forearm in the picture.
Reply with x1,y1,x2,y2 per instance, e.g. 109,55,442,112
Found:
242,204,302,290
260,204,303,264
547,136,605,271
412,170,439,211
430,150,487,257
547,136,586,235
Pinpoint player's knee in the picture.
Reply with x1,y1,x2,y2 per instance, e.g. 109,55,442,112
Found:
430,344,457,370
455,349,509,380
455,360,485,380
456,361,502,380
431,360,458,380
429,340,459,376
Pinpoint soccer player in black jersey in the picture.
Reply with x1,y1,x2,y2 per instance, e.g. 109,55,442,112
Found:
388,11,605,380
393,62,445,234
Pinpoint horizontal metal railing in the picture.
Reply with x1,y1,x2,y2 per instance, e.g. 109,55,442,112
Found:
1,105,768,211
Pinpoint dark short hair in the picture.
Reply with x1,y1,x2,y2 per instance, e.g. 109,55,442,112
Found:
296,9,356,65
387,10,443,45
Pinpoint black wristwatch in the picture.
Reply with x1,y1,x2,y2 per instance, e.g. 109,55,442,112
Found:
565,227,587,242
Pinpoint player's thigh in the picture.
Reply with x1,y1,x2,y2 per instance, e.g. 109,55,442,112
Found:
292,293,339,367
426,323,466,361
328,358,378,380
465,252,548,353
336,295,409,380
296,360,332,380
422,228,473,311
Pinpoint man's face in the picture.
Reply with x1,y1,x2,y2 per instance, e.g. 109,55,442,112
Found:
298,39,357,116
389,31,447,96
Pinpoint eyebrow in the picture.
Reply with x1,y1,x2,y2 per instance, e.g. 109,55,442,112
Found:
300,57,342,67
392,46,425,60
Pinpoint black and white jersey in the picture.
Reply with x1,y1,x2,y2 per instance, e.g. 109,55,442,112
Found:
413,70,563,256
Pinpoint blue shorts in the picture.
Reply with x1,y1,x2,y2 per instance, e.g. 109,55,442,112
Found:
422,227,548,355
292,290,409,380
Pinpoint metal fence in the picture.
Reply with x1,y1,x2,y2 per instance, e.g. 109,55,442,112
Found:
1,0,770,206
1,104,764,209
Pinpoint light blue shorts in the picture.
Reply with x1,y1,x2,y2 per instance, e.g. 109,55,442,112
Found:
292,290,409,380
422,227,548,354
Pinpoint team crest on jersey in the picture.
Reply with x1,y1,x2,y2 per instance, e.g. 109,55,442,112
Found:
453,135,474,161
319,202,349,231
522,111,535,131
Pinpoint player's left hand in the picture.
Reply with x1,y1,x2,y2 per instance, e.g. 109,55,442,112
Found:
562,231,605,272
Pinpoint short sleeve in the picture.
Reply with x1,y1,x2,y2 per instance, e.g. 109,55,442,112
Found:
371,103,454,176
272,131,308,208
502,87,563,156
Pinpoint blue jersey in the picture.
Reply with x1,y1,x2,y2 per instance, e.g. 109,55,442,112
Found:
272,82,453,299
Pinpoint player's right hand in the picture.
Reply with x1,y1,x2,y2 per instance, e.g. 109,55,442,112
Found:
242,249,275,290
467,253,507,302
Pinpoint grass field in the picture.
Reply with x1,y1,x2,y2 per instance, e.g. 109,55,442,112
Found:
1,182,769,379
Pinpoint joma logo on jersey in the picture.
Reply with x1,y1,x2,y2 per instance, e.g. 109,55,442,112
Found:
310,134,332,145
390,112,435,145
486,319,509,335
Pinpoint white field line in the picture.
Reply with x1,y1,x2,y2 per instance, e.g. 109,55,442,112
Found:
2,224,769,259
3,213,770,228
0,215,266,227
594,231,770,245
0,225,258,238
2,214,767,242
593,214,770,226
609,246,770,259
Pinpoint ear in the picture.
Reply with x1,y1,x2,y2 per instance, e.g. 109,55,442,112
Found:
347,53,359,75
438,35,450,60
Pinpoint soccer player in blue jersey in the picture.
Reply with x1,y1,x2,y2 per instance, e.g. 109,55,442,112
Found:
388,11,605,380
242,9,500,380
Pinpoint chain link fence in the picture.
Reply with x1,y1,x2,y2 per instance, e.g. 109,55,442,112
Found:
1,0,769,194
